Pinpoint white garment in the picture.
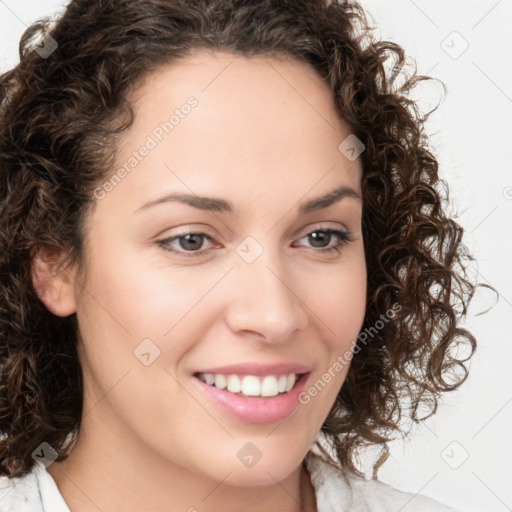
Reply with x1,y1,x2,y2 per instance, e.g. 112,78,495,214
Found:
0,446,460,512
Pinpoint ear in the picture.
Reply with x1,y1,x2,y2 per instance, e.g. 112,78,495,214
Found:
30,245,78,317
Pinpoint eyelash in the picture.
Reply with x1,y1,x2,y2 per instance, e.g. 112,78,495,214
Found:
156,227,352,258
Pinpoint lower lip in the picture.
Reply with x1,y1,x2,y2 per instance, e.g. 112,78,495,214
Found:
191,373,309,424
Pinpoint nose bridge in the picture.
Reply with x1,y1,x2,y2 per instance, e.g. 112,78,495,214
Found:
225,235,308,340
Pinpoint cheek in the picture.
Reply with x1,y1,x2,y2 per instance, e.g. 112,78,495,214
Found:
304,244,367,346
79,240,223,340
73,247,216,432
74,248,242,410
298,246,366,408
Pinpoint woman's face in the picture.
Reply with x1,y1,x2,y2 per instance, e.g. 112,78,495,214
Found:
61,50,366,485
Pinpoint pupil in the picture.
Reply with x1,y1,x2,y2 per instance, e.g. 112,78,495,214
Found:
181,234,202,250
309,231,330,248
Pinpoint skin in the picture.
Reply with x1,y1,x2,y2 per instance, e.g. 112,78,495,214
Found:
32,49,366,512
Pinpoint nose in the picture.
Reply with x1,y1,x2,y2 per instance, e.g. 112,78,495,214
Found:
223,244,309,343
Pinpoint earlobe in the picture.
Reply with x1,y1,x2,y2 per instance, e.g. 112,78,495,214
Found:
30,245,78,317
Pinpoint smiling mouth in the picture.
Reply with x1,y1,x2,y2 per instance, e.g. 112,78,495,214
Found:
193,372,308,398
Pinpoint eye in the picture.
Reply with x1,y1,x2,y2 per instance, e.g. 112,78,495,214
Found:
294,227,352,254
156,226,353,258
156,231,214,258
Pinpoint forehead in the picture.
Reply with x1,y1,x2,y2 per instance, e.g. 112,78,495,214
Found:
124,48,348,147
95,49,362,219
133,48,331,105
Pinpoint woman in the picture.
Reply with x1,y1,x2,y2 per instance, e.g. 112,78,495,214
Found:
0,0,480,510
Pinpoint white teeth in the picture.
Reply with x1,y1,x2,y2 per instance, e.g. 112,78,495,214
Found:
286,373,295,392
197,372,299,397
241,376,261,396
277,375,287,393
226,374,242,393
261,376,279,397
214,374,226,390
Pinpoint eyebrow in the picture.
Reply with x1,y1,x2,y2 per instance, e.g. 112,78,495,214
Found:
132,184,361,215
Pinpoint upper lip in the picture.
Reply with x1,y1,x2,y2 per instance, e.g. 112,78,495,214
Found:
194,362,311,377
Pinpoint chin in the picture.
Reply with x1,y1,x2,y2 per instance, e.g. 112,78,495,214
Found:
199,446,304,487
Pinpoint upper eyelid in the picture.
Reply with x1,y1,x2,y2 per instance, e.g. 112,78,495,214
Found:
164,222,349,240
296,223,350,238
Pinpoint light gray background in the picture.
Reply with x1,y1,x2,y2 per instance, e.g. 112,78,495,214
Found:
1,1,511,511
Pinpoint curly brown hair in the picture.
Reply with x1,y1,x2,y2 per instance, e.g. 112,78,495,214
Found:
0,0,484,479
